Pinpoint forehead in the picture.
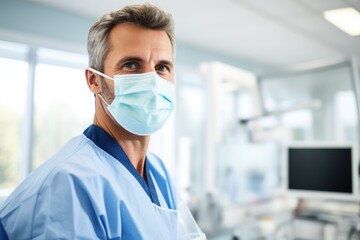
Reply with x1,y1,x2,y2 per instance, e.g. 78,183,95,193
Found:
108,23,173,59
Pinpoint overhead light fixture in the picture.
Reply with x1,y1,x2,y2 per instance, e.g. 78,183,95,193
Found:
323,7,360,36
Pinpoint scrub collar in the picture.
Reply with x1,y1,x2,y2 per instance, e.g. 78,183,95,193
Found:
83,124,160,206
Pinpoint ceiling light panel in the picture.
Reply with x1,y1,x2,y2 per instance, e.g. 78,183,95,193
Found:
323,7,360,36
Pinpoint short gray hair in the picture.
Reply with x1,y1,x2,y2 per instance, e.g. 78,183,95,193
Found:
87,3,175,72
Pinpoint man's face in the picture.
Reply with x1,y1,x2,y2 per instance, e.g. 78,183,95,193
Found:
102,23,174,101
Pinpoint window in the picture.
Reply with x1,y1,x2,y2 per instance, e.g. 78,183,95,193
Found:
0,41,29,188
33,63,93,168
0,41,91,189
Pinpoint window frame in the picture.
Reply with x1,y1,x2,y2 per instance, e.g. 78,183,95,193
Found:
0,40,88,184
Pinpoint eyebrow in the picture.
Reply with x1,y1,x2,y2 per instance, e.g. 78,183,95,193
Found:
115,56,174,70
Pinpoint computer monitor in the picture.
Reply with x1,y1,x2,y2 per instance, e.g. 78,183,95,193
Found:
283,143,358,200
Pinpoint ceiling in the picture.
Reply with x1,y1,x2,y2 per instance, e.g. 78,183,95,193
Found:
27,0,360,70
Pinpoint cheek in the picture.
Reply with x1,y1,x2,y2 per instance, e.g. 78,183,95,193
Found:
169,74,175,84
163,72,174,83
100,79,114,100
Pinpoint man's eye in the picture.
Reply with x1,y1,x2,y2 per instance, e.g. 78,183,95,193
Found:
124,62,137,70
156,65,168,72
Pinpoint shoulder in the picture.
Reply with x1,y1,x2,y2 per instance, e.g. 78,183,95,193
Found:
0,135,101,238
0,135,102,215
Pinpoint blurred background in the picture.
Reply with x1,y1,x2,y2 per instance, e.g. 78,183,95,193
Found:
1,0,360,239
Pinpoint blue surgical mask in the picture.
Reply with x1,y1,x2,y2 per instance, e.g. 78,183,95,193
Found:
87,68,175,136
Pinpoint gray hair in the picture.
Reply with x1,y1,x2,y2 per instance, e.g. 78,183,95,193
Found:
87,3,175,72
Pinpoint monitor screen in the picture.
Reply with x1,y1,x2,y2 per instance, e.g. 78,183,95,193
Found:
284,144,358,199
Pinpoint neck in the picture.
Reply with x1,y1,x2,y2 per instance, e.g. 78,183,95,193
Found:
94,95,150,178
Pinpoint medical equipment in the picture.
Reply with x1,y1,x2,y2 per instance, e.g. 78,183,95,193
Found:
282,143,358,200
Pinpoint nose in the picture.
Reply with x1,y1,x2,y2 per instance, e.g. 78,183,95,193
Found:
142,64,156,74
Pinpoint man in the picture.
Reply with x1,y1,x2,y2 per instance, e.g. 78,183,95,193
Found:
0,3,205,239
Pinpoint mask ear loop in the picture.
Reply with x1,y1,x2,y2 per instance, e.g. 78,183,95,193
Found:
87,67,114,106
87,67,115,81
97,93,110,106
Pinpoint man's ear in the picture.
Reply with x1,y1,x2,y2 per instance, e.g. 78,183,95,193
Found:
85,69,102,94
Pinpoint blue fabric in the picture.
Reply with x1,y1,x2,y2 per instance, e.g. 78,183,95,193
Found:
83,124,160,206
0,128,182,239
0,221,8,240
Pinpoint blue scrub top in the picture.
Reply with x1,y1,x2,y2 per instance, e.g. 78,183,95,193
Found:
0,124,189,239
83,124,161,206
